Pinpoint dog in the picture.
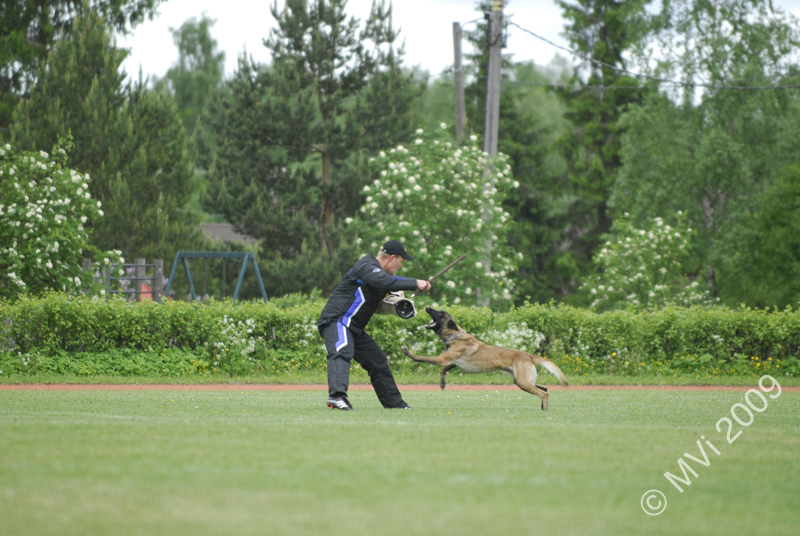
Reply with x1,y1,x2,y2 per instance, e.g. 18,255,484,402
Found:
401,307,568,410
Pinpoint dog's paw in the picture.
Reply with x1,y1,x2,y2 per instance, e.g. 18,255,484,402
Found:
401,346,411,357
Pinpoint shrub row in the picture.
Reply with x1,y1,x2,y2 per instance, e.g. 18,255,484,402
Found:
1,294,799,378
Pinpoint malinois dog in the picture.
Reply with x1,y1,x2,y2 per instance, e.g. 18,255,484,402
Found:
401,307,568,410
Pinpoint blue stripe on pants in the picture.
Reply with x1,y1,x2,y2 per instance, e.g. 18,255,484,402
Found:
335,320,348,351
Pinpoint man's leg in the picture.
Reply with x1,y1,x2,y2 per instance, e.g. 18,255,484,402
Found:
353,332,407,408
321,321,355,399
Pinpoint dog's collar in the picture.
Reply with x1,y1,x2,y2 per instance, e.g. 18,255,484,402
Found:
444,331,466,343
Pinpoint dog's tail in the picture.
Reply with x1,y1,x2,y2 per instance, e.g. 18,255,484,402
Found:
535,356,569,386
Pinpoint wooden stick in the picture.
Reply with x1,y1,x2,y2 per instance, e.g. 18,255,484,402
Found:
411,254,467,297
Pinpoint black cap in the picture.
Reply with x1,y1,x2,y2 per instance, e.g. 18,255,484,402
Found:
381,240,414,260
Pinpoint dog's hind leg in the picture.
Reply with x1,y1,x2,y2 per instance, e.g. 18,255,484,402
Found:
440,363,457,390
511,358,549,410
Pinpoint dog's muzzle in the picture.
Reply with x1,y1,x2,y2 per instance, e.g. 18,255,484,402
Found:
423,306,443,330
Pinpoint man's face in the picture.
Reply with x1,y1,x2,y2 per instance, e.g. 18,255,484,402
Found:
385,254,404,275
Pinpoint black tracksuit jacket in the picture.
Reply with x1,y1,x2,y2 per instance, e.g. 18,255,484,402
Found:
318,255,418,336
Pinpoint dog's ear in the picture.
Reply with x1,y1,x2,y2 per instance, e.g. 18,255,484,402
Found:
447,320,458,331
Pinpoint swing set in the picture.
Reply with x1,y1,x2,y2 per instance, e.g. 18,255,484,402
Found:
164,252,268,303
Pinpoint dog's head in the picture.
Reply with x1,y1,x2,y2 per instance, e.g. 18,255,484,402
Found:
424,306,462,342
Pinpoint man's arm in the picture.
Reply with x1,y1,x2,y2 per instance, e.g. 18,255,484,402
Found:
358,264,420,293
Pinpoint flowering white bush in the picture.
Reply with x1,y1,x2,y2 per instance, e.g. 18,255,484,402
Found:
403,326,441,360
582,212,713,309
204,315,261,374
214,316,256,356
296,316,324,349
349,125,520,307
0,139,122,299
479,322,545,354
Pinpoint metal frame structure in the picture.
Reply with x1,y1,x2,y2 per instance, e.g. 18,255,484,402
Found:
82,258,164,303
164,252,268,303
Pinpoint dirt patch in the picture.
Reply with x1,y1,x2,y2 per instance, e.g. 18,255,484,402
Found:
1,384,797,391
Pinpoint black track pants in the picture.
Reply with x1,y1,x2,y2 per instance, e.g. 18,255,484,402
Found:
320,320,405,408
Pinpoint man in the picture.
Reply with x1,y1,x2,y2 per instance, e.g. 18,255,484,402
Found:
318,240,431,410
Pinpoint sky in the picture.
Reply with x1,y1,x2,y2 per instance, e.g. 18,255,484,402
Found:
120,0,800,82
119,0,573,80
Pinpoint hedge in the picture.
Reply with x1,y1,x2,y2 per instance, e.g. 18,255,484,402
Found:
1,294,799,378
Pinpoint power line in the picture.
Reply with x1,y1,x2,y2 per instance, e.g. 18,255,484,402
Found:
433,67,650,91
502,78,653,90
458,17,484,29
429,66,458,78
507,21,800,91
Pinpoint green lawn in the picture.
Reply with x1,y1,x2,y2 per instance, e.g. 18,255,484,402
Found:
5,369,800,386
1,388,798,535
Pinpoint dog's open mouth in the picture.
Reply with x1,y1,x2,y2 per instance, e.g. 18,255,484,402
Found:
423,306,442,330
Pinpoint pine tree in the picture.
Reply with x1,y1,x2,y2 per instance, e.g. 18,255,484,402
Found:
0,0,162,132
554,0,652,296
10,9,199,260
198,0,421,296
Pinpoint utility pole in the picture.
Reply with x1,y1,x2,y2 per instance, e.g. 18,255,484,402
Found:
478,1,504,306
453,22,466,144
482,0,503,157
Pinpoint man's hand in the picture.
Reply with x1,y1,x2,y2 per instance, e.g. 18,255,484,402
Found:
416,279,431,292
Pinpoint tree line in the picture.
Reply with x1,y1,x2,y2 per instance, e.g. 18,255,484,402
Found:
2,0,799,309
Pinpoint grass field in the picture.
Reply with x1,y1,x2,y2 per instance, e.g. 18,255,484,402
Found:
5,369,800,386
1,387,798,535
